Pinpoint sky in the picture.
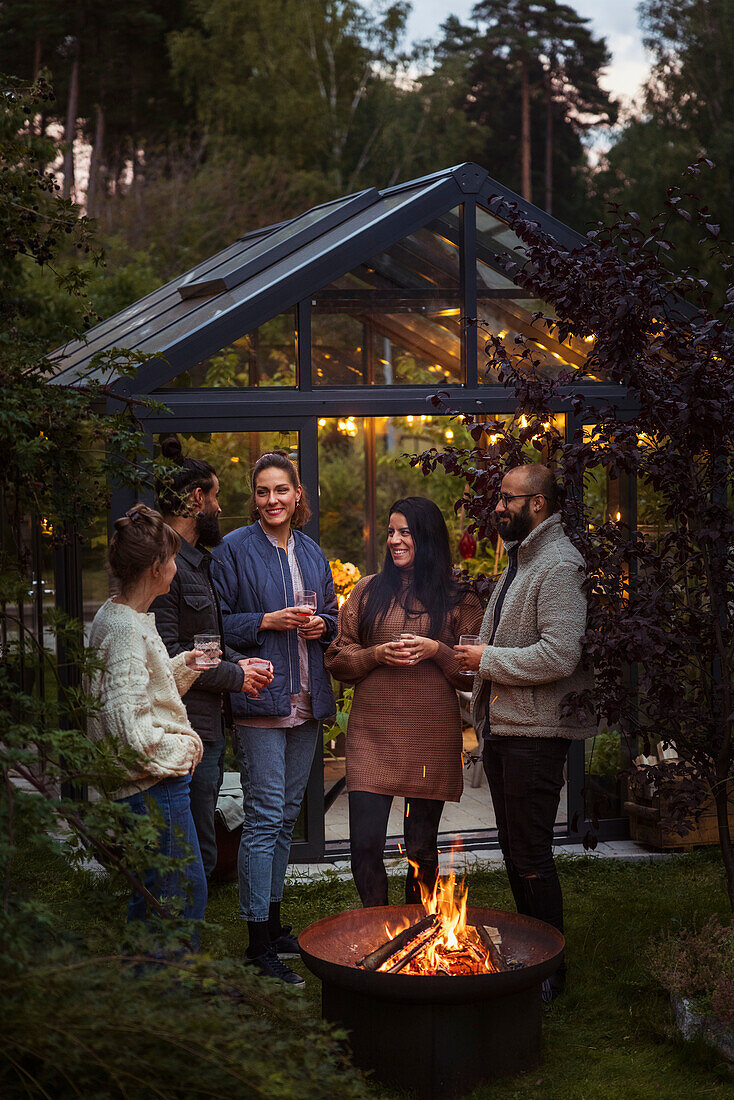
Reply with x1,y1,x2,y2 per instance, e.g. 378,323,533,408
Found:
403,0,651,109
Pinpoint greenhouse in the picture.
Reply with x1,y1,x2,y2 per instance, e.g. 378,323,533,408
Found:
47,162,639,861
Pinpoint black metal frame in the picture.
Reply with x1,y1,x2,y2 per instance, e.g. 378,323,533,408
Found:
51,162,639,860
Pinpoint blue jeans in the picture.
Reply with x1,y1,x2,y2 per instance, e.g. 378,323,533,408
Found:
189,735,225,879
234,720,319,922
120,775,208,926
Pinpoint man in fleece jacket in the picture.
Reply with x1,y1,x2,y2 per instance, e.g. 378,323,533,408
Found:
456,463,595,1002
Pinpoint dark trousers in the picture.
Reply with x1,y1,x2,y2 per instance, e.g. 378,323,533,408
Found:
349,790,445,908
483,735,570,954
189,734,225,879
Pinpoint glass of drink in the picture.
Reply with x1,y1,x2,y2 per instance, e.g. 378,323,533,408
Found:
392,632,416,662
194,633,220,669
294,590,317,620
249,657,273,674
459,635,481,646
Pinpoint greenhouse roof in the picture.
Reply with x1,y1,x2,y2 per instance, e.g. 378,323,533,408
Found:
47,162,587,395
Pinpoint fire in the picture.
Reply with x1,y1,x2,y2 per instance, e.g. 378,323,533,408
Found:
376,861,499,976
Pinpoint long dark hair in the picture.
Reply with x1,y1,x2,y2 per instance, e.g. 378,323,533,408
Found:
156,434,216,515
358,497,460,643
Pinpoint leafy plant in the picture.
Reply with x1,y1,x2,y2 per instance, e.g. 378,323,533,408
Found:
651,915,734,1029
414,157,734,912
323,687,354,756
1,74,369,1096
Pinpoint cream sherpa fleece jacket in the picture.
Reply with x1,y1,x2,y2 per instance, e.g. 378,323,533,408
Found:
87,599,203,798
471,514,595,740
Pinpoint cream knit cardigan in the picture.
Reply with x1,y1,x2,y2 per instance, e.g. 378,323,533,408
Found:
87,599,203,798
470,514,595,741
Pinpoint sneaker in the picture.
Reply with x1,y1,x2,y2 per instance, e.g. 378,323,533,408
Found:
246,947,305,987
272,924,301,958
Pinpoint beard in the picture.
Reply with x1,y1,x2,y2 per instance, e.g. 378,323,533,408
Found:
196,508,222,547
493,501,533,544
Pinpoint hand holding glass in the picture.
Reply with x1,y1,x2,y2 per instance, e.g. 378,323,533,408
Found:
294,590,317,620
194,633,221,669
454,635,484,672
391,632,417,664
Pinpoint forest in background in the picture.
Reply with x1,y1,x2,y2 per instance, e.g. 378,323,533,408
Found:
3,0,734,344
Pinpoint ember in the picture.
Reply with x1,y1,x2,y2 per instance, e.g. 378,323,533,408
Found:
360,861,513,977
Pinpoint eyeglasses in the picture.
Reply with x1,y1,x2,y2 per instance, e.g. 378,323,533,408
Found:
496,492,545,507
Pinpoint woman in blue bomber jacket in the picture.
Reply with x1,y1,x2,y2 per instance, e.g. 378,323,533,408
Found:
211,450,336,985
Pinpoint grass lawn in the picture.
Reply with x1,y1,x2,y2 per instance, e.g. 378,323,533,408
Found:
206,850,734,1099
14,844,734,1098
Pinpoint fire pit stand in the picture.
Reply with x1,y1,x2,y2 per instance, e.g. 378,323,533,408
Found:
299,904,564,1099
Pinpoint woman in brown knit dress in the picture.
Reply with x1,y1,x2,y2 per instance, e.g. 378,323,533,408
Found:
325,497,483,907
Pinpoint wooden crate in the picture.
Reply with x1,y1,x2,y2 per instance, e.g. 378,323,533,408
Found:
624,770,734,850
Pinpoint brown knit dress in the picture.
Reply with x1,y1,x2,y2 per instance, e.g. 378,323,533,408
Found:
324,575,484,803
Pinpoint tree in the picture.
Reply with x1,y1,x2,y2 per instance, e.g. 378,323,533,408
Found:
0,75,371,1094
169,0,411,191
0,2,194,204
597,0,734,298
464,0,615,210
415,160,734,912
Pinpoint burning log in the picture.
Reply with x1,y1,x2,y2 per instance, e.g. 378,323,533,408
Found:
476,924,522,971
358,862,526,977
358,914,439,972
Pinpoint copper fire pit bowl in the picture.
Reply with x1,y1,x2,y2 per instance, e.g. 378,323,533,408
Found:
299,904,564,1098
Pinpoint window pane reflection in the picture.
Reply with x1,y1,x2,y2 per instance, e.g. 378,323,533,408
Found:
313,211,463,386
477,297,597,382
158,431,300,536
158,310,297,389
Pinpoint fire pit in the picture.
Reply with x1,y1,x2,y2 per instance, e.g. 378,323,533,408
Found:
299,872,564,1098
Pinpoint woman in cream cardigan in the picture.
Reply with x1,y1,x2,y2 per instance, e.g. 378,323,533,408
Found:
88,504,209,926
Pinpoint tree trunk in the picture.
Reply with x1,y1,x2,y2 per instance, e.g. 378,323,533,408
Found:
544,85,553,214
520,56,532,202
86,105,105,215
62,47,80,200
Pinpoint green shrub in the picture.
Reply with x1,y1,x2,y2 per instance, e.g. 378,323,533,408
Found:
1,948,371,1099
651,915,734,1029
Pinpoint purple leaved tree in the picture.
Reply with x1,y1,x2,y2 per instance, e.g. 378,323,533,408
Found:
414,161,734,915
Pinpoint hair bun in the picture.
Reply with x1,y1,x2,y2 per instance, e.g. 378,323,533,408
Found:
160,434,184,462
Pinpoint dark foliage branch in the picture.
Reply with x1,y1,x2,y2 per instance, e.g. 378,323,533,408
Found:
415,159,734,912
0,74,208,954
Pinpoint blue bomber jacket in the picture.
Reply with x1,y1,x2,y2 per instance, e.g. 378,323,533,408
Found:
211,522,337,721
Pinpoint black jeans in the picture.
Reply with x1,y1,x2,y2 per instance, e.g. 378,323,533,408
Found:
349,790,445,908
188,734,225,879
482,735,570,942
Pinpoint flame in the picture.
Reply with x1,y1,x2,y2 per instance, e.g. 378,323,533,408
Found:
377,854,498,976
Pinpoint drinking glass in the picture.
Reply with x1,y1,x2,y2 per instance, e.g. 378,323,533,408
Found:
459,635,481,646
392,632,416,663
294,589,317,620
249,657,273,673
194,633,220,669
